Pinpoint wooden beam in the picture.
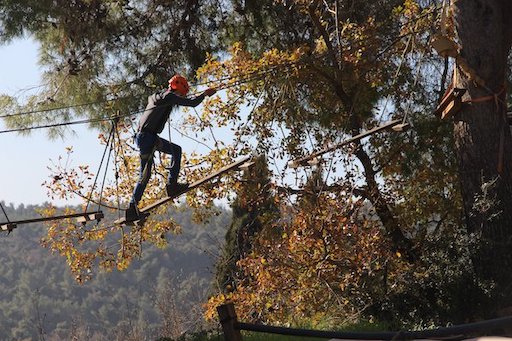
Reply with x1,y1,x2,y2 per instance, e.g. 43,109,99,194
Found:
435,87,466,120
239,161,255,171
0,211,104,232
76,211,104,224
114,156,253,225
217,303,243,341
288,119,402,168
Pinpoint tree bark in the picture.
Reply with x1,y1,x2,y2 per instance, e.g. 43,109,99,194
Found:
453,0,512,309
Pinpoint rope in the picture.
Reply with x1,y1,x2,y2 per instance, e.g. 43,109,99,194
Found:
1,20,441,136
0,2,441,125
0,58,305,122
113,112,131,169
84,121,116,212
0,97,131,120
0,203,10,223
3,4,439,124
97,123,115,212
112,115,123,219
0,114,131,134
0,61,302,135
462,85,506,109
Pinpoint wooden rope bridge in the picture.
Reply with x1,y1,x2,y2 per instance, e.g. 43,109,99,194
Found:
1,211,104,233
114,155,255,225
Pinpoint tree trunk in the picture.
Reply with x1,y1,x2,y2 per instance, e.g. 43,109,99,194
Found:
453,0,512,310
353,142,416,261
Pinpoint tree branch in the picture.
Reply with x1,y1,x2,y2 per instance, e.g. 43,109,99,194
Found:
308,0,341,70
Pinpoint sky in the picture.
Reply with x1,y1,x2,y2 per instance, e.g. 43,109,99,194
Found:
0,38,106,207
0,38,236,209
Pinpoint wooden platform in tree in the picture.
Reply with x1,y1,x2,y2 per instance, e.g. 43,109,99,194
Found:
114,156,254,226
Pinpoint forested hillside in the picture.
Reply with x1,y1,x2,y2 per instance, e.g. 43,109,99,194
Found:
0,202,229,340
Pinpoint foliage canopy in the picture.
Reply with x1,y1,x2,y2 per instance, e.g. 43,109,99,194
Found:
2,0,510,328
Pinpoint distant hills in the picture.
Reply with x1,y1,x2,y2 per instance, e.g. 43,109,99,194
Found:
0,202,230,340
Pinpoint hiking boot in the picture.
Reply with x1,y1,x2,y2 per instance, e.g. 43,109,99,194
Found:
166,182,189,197
125,202,140,222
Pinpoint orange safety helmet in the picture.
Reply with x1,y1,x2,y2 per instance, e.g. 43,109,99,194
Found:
168,75,190,96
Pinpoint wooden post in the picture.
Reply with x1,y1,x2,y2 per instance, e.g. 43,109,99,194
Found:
217,303,243,341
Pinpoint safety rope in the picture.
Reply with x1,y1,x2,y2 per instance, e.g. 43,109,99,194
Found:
0,113,132,134
0,61,302,135
84,119,117,213
0,58,304,121
462,85,506,110
0,2,442,128
1,29,440,137
97,122,115,212
0,203,10,223
0,97,131,120
112,113,123,219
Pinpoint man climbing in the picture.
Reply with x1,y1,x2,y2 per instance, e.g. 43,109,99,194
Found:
126,75,216,222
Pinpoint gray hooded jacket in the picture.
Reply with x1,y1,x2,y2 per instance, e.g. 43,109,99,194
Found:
138,89,206,134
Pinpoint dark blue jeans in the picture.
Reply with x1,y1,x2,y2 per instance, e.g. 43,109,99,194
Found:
131,132,182,204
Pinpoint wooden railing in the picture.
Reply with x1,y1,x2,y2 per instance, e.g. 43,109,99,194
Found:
217,303,512,341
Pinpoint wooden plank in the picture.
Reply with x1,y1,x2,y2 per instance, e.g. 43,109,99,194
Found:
142,155,251,212
431,34,458,58
0,210,104,232
239,161,255,171
288,119,402,168
435,87,466,119
76,211,105,224
0,223,16,232
115,155,252,225
441,98,462,120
